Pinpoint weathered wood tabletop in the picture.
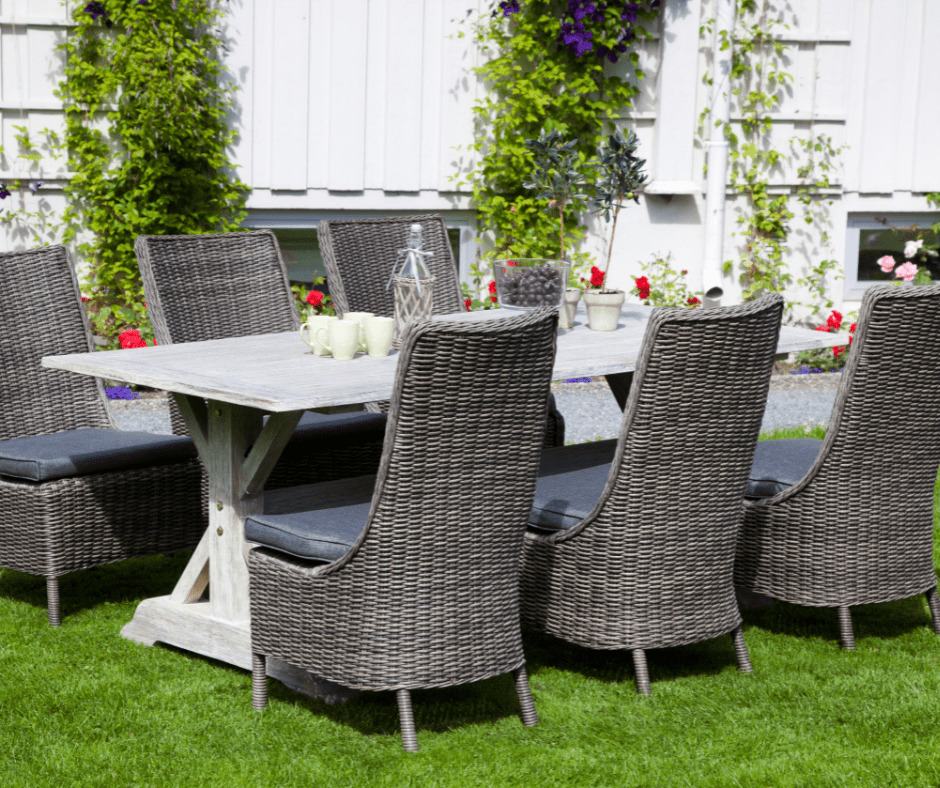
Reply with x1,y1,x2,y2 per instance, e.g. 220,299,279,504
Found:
40,305,848,699
42,306,848,412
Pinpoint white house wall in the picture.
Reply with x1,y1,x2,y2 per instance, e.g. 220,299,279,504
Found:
1,0,939,314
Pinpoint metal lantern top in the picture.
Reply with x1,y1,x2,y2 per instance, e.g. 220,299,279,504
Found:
386,223,435,294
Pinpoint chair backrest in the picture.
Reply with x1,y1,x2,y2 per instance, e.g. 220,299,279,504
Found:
318,214,465,318
323,309,558,682
563,295,784,632
135,230,300,434
0,246,113,440
780,283,940,531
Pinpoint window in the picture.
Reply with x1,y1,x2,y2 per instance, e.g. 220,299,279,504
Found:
844,214,940,299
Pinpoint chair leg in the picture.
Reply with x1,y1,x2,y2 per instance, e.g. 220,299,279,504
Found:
926,587,940,635
513,666,539,727
397,689,419,753
252,653,268,710
731,626,753,673
632,649,651,696
46,576,60,628
837,606,855,650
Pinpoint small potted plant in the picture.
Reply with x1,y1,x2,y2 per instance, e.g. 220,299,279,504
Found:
584,129,647,330
517,130,587,326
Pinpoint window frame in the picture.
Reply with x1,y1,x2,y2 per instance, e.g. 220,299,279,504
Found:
844,213,939,300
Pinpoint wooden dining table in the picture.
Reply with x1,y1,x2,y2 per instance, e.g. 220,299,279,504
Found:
41,305,848,697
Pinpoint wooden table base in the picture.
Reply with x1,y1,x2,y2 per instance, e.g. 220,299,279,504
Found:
121,596,360,703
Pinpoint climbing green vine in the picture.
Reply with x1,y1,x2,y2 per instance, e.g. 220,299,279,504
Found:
703,0,844,320
58,0,247,348
460,0,660,307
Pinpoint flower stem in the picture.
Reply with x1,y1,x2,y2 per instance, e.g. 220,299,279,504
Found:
559,203,565,260
604,199,622,279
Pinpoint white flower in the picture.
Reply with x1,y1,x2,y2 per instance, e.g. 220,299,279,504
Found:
904,239,924,258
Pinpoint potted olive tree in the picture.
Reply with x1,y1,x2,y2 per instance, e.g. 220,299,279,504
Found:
522,130,589,328
584,130,648,330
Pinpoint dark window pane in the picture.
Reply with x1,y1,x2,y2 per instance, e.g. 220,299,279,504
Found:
858,227,939,282
447,228,461,272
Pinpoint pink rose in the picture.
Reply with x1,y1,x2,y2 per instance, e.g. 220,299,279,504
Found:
904,239,923,258
895,261,919,282
877,255,896,273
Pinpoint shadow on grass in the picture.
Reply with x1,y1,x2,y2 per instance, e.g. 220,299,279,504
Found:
741,594,935,646
0,551,192,624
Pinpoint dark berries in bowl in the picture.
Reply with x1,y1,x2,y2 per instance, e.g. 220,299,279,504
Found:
492,259,570,311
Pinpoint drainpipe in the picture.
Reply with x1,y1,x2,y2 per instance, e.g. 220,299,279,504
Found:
701,0,736,308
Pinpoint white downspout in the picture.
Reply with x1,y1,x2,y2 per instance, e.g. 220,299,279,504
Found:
701,0,736,308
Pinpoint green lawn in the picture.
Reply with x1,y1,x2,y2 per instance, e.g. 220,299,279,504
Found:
1,425,939,787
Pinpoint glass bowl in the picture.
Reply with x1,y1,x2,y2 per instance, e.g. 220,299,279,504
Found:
492,258,570,311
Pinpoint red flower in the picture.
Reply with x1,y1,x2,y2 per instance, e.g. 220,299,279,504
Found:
151,338,157,346
590,270,605,288
635,276,650,290
464,298,472,312
814,325,829,333
826,310,843,331
490,294,497,303
488,280,497,293
506,260,517,266
638,288,650,300
119,329,145,349
81,296,89,303
833,346,843,359
681,269,688,275
849,322,857,333
687,296,701,306
306,289,324,307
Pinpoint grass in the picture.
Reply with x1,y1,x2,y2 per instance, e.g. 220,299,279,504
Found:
1,426,938,787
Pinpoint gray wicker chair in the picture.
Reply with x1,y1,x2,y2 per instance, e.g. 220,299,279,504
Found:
519,294,785,694
134,230,388,493
0,246,205,626
318,215,566,447
246,309,559,752
736,284,940,649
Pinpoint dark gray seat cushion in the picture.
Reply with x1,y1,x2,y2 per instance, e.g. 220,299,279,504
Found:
0,428,197,482
746,438,823,498
264,410,388,446
246,474,377,562
529,440,617,532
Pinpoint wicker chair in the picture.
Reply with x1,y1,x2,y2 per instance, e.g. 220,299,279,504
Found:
736,284,940,649
246,309,559,752
0,246,205,626
520,294,785,694
134,230,388,493
318,214,566,447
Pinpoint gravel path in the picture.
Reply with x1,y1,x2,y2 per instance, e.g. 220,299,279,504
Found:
110,373,842,443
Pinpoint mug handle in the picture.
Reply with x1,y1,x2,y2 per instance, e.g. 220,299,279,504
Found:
316,327,332,354
299,323,315,349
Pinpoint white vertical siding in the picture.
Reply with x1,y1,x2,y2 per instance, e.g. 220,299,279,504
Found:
327,0,368,191
270,0,311,190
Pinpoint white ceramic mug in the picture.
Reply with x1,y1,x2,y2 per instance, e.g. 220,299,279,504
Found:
299,314,338,355
316,319,360,361
363,316,395,358
342,312,374,352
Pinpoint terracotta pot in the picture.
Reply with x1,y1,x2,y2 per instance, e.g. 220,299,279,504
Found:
582,289,626,331
558,288,581,329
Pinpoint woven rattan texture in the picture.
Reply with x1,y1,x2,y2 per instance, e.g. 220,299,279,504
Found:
735,285,940,607
135,231,385,491
0,460,204,576
317,215,464,318
520,295,785,651
0,246,204,587
248,309,559,691
319,215,565,446
0,246,115,440
136,231,300,438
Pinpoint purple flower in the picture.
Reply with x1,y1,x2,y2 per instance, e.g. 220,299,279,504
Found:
105,386,139,400
621,2,640,21
565,377,592,383
499,0,520,15
0,183,10,200
567,1,596,22
561,21,593,56
29,181,42,194
84,1,107,20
